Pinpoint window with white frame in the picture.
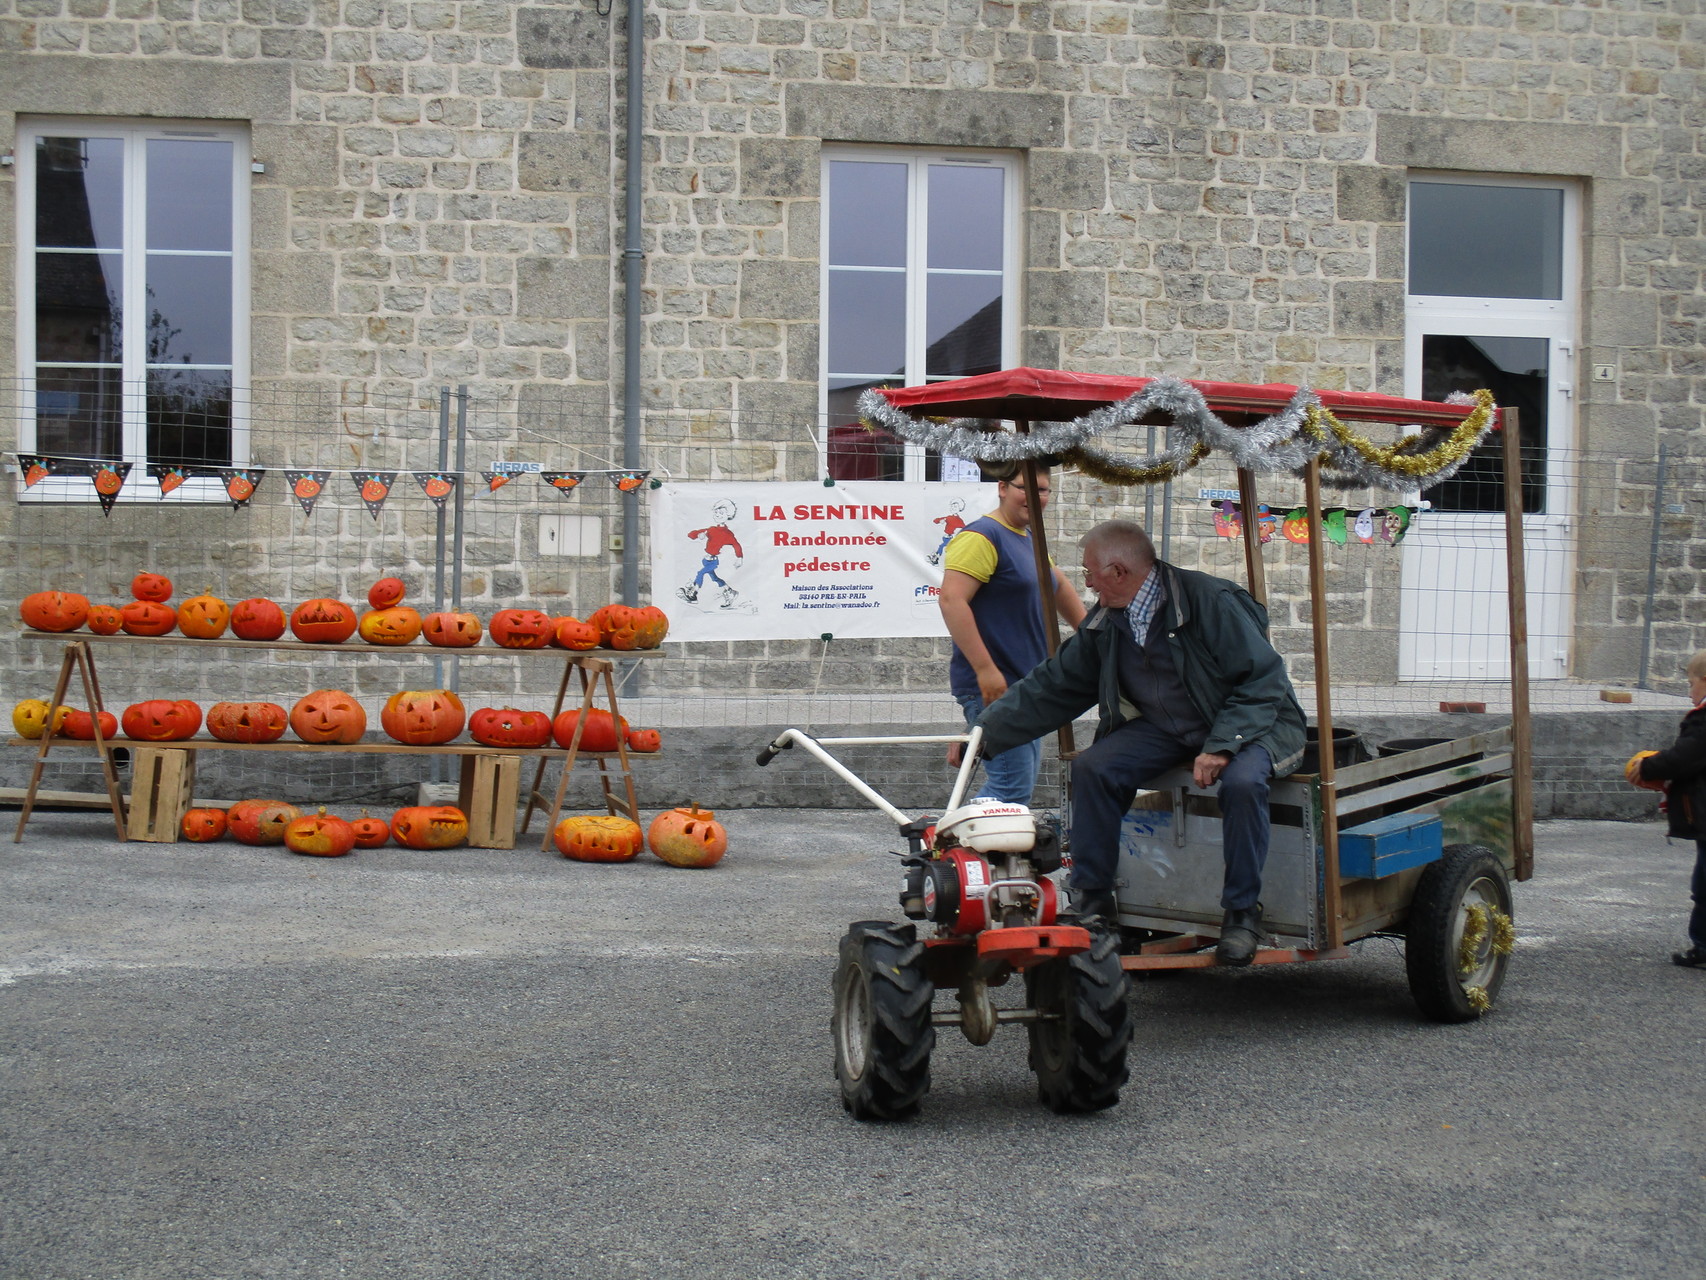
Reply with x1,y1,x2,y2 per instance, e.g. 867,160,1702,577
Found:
16,118,250,498
820,148,1020,481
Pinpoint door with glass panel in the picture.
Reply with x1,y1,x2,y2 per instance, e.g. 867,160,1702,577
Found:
1400,177,1579,681
820,149,1019,481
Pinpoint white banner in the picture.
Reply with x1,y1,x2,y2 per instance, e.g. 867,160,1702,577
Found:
650,481,999,641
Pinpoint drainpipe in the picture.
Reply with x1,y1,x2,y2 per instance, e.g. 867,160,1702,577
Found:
620,0,645,605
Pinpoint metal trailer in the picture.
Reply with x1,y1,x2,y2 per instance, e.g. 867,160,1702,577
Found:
768,370,1530,1116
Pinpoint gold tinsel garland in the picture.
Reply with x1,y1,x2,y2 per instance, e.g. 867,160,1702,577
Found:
1066,441,1211,487
1309,389,1497,482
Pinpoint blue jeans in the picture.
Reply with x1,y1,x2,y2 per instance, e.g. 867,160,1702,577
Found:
958,693,1043,806
1069,717,1273,912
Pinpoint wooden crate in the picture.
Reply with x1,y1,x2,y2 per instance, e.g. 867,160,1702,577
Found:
127,747,197,843
460,753,520,849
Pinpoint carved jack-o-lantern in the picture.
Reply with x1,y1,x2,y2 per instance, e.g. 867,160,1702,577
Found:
391,805,469,850
368,577,407,609
119,599,178,637
468,706,553,749
19,591,91,633
230,598,288,641
358,606,423,646
226,799,302,846
131,573,173,602
554,814,644,862
550,616,601,651
176,590,231,640
180,807,228,842
121,699,203,742
350,812,391,848
284,809,357,858
421,611,482,648
380,688,466,745
647,804,728,869
289,689,368,744
61,709,118,741
85,604,124,635
290,598,358,644
488,609,554,650
205,701,289,744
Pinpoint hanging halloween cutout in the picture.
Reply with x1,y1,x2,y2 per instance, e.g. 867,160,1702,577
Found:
608,470,650,492
481,469,515,493
541,471,585,497
219,468,265,510
351,471,397,521
92,462,132,515
285,469,332,515
18,455,58,488
150,464,190,497
413,472,458,509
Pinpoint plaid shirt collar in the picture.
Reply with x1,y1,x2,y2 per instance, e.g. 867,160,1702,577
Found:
1125,567,1165,641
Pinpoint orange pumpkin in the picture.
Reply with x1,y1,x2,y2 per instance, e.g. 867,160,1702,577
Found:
290,598,358,644
626,727,662,753
358,606,423,646
180,807,228,842
380,688,466,745
227,799,303,846
121,699,203,742
289,689,368,744
469,706,553,749
554,814,645,862
119,599,177,636
421,611,482,648
131,573,173,602
20,590,91,633
551,617,601,651
350,812,391,848
61,709,118,741
390,804,469,850
177,590,231,639
230,597,288,641
489,608,554,650
589,603,669,650
205,701,289,744
647,804,728,868
85,604,124,635
552,708,627,753
368,577,407,609
284,809,357,858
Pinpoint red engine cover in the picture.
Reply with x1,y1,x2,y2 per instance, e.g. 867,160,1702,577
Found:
935,849,989,934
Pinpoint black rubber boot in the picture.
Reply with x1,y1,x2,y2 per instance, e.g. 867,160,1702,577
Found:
1672,945,1706,969
1216,904,1263,966
1069,887,1118,925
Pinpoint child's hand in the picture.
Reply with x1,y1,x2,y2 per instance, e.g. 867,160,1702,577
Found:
1625,750,1664,792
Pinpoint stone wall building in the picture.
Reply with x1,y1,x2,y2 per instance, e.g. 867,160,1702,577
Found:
2,0,1702,811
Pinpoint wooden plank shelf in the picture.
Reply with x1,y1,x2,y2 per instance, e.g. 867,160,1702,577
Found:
7,737,646,759
12,630,667,658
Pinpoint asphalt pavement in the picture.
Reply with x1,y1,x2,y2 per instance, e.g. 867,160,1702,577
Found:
2,809,1703,1280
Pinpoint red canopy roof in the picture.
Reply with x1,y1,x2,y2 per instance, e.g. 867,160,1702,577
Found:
875,367,1483,429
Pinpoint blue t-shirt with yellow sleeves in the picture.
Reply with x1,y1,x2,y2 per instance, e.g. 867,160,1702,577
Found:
945,514,1050,703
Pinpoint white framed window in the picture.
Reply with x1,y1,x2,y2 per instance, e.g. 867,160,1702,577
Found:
819,147,1021,482
14,117,251,502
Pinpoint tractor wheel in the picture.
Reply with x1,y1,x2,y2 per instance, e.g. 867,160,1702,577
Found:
832,922,935,1120
1405,843,1514,1023
1024,928,1132,1114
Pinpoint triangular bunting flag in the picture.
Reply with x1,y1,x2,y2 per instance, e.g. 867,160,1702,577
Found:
541,471,585,498
219,468,264,510
608,470,650,492
352,471,396,521
18,455,58,488
149,464,190,497
413,471,458,509
481,469,514,494
285,469,332,516
92,462,132,515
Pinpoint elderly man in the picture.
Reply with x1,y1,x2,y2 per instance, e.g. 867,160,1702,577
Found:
975,519,1306,965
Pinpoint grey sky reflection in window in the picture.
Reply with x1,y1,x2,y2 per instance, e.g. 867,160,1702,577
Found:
828,161,906,267
1409,182,1563,300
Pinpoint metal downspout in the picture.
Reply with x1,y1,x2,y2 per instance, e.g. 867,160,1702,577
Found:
620,0,645,605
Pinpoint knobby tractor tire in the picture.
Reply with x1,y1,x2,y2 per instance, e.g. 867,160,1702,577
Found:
832,922,935,1120
1405,843,1514,1023
1024,928,1133,1114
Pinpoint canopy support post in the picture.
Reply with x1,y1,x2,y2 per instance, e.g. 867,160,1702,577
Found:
1016,429,1075,764
1501,408,1534,880
1303,458,1342,949
1236,466,1268,608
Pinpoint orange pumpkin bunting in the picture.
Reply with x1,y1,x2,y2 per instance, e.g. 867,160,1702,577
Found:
647,804,728,869
19,590,91,633
421,611,482,648
380,688,466,746
121,699,203,742
488,608,554,650
391,805,469,850
230,597,288,641
284,809,357,858
290,598,358,644
554,814,645,862
205,701,289,744
85,604,124,635
289,689,368,744
131,573,173,602
227,799,303,846
119,599,178,637
177,590,231,639
180,807,228,842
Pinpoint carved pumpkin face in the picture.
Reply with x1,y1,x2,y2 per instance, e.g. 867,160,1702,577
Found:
421,611,482,648
19,590,92,633
290,598,358,644
230,598,288,641
350,813,391,848
554,814,644,862
226,799,303,846
647,805,728,868
468,707,553,749
489,608,554,650
626,727,662,754
551,708,627,753
588,603,669,650
177,591,232,639
119,599,178,636
12,699,70,740
85,604,124,635
131,573,173,602
380,688,466,745
180,807,228,842
284,810,357,858
205,701,289,744
289,689,368,744
391,805,469,850
121,699,203,742
368,577,406,609
358,606,423,646
61,709,118,741
551,617,601,651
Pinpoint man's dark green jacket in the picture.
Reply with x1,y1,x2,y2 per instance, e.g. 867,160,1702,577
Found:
977,561,1307,775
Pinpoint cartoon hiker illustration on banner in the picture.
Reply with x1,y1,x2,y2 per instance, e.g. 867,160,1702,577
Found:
927,498,968,566
680,499,746,608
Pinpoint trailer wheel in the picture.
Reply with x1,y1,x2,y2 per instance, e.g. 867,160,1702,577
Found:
1405,843,1514,1023
833,922,935,1120
1024,929,1132,1114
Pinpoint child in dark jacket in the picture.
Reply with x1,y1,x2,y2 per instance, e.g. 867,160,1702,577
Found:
1627,649,1706,968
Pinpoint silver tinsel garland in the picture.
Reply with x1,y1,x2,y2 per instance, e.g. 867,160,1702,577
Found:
854,378,1495,491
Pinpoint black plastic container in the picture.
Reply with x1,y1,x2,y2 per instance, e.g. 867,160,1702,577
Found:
1299,725,1366,774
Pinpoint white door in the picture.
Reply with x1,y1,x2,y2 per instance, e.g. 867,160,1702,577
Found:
1399,178,1579,681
